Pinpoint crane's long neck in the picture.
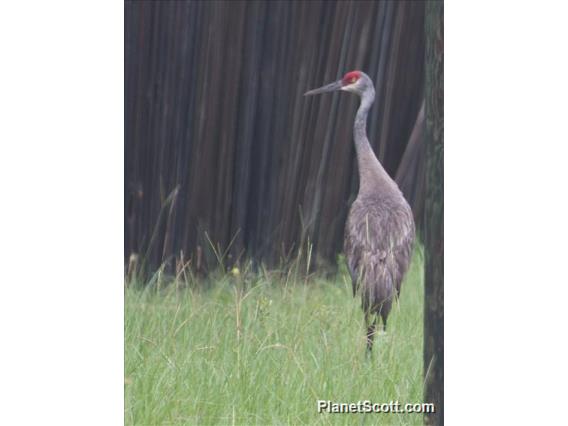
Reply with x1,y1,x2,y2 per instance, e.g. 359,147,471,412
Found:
353,89,395,195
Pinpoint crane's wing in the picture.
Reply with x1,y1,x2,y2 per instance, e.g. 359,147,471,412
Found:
344,199,415,298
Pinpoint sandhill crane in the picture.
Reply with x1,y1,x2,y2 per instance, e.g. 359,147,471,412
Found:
305,71,415,353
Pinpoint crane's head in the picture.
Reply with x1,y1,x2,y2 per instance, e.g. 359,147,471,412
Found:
304,70,374,98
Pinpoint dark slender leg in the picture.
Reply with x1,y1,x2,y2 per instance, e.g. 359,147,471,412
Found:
366,314,377,354
382,312,388,332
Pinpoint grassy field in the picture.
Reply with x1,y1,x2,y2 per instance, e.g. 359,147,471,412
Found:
125,248,424,425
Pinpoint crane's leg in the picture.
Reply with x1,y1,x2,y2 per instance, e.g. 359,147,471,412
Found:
365,313,377,354
381,311,388,332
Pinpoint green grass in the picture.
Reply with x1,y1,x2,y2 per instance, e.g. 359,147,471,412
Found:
125,248,424,425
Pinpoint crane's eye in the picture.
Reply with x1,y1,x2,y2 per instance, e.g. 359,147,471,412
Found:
350,77,357,84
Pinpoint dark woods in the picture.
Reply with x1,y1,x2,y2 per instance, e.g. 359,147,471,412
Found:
125,0,425,275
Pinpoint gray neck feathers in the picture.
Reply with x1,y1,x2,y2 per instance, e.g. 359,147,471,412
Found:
353,89,396,196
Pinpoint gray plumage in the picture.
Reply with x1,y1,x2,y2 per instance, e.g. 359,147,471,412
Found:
305,71,415,353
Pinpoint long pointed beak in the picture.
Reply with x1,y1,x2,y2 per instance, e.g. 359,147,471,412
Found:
304,80,343,96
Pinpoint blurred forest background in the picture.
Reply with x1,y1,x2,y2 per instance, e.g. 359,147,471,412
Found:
125,0,426,274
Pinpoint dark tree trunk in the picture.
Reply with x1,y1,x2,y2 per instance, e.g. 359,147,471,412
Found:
424,1,444,424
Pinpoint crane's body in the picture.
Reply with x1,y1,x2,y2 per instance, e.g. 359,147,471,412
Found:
305,71,415,353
